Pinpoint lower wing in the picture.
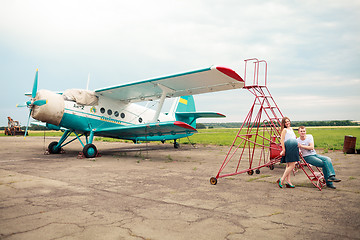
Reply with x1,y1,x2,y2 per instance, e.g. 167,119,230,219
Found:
94,121,197,140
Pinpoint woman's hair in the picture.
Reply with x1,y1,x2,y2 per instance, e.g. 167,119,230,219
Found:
281,116,290,132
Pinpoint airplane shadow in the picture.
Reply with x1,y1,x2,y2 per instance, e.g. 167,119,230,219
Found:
90,143,197,160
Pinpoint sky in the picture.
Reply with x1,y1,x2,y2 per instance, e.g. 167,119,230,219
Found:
1,0,359,127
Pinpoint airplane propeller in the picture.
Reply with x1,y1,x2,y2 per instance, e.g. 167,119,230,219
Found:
17,69,47,138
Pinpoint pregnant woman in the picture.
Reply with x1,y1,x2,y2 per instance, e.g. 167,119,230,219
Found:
277,117,300,188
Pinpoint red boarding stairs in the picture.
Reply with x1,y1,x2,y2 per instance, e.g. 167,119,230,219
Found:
210,58,325,190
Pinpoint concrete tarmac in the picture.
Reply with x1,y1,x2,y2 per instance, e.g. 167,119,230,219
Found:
0,136,359,239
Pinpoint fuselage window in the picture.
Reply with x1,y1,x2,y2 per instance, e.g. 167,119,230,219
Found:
114,111,119,117
107,109,112,115
100,107,105,114
138,117,143,123
121,113,125,118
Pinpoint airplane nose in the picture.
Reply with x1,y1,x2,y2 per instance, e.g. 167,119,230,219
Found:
31,90,65,126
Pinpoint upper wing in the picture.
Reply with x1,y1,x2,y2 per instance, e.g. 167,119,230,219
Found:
94,121,197,140
95,66,244,103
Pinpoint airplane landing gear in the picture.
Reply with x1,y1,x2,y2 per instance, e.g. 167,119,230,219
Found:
46,129,99,158
48,141,61,154
83,144,98,158
174,140,180,149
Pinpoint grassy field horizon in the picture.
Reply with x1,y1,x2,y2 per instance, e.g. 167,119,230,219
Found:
1,126,359,151
183,127,360,151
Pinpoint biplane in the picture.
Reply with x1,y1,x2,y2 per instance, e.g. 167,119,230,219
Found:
18,66,244,158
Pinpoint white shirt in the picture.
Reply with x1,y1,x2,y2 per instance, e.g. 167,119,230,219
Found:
297,134,317,157
284,127,296,142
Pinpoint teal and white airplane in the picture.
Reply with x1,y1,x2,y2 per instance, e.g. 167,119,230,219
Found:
20,66,244,158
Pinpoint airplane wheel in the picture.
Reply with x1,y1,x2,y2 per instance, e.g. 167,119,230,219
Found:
48,141,61,154
210,177,217,185
269,165,275,170
256,169,260,174
247,170,254,175
83,144,97,158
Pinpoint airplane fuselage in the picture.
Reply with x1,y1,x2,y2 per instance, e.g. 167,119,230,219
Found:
32,89,190,142
62,95,177,138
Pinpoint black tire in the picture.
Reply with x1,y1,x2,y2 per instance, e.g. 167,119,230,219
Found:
48,141,61,154
256,169,260,174
210,177,218,185
83,144,97,158
247,170,254,175
269,165,275,170
174,142,180,149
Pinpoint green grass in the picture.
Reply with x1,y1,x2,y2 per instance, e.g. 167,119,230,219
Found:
1,127,359,150
182,127,360,150
303,127,360,150
182,128,240,146
17,130,65,137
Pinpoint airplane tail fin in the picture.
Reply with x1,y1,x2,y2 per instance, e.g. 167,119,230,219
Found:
168,95,196,128
174,95,196,113
169,95,225,129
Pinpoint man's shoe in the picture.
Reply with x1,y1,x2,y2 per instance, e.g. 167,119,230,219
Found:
327,184,336,189
328,176,341,182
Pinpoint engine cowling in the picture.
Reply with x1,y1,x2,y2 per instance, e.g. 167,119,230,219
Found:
31,90,65,126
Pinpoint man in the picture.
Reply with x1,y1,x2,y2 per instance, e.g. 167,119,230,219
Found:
297,126,341,189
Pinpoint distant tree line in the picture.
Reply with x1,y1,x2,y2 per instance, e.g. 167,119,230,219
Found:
0,124,47,131
197,120,359,129
291,120,359,127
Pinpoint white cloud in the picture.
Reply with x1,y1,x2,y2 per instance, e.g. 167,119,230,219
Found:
1,0,360,126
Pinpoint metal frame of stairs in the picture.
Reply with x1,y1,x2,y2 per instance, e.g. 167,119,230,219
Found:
210,59,325,190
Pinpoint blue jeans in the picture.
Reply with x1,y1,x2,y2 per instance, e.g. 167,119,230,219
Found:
303,154,336,185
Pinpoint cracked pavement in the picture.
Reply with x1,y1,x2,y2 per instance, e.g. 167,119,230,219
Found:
0,136,359,239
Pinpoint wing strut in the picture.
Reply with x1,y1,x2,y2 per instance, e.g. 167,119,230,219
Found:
151,84,175,123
